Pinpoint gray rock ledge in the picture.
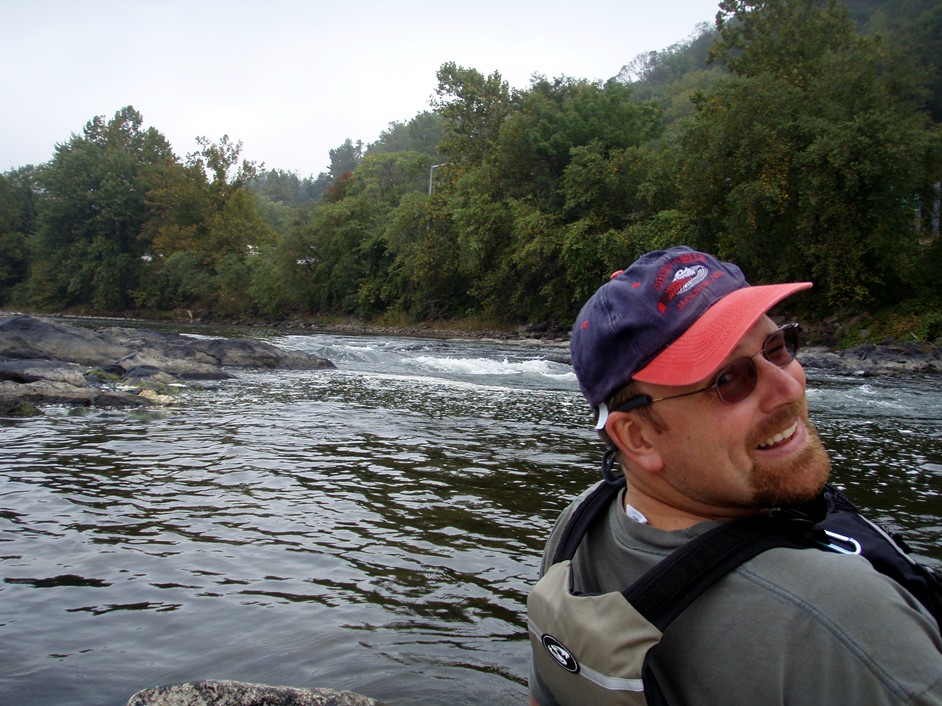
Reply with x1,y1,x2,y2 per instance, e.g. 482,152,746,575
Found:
0,315,335,412
126,680,387,706
799,341,942,377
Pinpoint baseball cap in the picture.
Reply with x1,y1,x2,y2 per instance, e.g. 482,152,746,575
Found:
570,246,811,410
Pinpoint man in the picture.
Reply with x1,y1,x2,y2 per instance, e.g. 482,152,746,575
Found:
528,246,942,705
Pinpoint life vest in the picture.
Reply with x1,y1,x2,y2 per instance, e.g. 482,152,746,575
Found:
527,478,942,706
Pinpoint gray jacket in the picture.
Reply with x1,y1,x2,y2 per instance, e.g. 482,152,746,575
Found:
529,484,942,705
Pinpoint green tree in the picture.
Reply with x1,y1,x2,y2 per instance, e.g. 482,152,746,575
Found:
285,197,378,313
31,106,175,310
367,111,445,159
0,166,39,304
275,150,436,318
619,25,727,133
682,0,942,305
432,62,511,167
248,168,324,209
438,73,666,322
710,0,856,82
140,135,275,314
328,139,363,181
498,77,661,205
364,190,467,319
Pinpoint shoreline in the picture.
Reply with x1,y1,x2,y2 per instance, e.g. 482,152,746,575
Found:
0,309,571,345
2,310,940,376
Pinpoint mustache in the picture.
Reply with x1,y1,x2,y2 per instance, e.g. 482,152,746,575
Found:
749,401,806,448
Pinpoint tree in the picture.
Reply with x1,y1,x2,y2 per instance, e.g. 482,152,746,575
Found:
371,191,468,319
141,135,275,314
681,0,942,306
246,168,321,209
861,0,942,122
328,138,363,181
619,24,716,88
31,106,175,310
619,25,726,131
438,74,666,322
367,112,445,159
432,62,511,167
275,149,438,318
498,77,661,205
0,166,39,304
710,0,858,83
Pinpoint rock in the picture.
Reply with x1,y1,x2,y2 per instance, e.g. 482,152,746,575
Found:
190,337,330,370
126,680,388,706
799,342,942,376
0,315,335,409
0,314,130,365
0,359,89,386
0,395,42,416
116,349,234,380
0,378,150,407
100,326,333,372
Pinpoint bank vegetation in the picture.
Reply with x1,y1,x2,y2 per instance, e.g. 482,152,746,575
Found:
2,0,941,347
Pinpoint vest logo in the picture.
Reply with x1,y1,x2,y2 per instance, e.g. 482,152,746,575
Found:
541,634,579,673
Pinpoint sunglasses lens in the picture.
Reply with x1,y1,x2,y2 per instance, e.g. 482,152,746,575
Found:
714,325,799,404
713,358,758,404
764,326,799,366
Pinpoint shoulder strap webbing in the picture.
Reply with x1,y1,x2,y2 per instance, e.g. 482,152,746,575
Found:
551,478,626,565
623,515,813,631
553,478,819,632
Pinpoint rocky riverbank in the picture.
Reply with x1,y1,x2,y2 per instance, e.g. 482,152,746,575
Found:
0,314,334,415
797,341,942,376
1,312,939,417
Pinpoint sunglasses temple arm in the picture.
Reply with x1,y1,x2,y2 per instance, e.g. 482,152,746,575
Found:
615,395,655,412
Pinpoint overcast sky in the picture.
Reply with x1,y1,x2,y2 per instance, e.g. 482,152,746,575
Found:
2,0,720,178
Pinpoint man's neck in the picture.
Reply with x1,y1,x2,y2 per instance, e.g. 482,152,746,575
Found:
624,479,762,531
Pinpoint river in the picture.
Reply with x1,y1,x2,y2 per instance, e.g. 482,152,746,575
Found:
1,328,940,705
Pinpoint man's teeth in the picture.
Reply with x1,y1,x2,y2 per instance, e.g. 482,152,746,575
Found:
757,420,799,449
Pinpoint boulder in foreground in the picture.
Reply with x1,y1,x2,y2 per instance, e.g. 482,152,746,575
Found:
126,680,387,706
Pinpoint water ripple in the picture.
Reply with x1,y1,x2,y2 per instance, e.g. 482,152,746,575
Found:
1,339,939,705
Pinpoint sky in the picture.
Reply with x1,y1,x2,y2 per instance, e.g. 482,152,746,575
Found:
2,0,720,178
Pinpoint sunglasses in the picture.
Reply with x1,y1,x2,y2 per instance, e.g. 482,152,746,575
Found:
615,323,801,411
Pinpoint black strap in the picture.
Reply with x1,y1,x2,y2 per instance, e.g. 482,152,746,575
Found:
551,477,625,565
624,514,816,631
554,477,823,631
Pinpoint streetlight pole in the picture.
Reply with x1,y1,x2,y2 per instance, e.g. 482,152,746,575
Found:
428,163,449,195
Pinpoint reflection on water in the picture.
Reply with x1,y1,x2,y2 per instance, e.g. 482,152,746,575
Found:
0,332,940,706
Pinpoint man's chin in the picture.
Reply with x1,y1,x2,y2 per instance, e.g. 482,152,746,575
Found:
751,423,831,507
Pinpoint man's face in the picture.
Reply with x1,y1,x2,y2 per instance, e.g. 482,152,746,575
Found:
639,316,831,513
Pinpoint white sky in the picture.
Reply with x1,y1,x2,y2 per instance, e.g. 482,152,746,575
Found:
2,0,720,178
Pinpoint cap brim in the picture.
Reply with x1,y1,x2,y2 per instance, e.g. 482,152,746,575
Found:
631,282,812,387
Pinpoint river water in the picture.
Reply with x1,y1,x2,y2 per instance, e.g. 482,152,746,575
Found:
1,329,940,706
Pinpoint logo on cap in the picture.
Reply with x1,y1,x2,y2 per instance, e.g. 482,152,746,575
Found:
658,264,708,313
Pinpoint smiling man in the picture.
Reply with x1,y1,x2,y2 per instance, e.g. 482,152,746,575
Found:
528,247,942,705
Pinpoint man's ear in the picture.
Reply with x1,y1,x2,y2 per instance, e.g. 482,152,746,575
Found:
606,412,664,474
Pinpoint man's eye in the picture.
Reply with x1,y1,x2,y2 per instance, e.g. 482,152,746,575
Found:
715,366,741,390
765,339,790,363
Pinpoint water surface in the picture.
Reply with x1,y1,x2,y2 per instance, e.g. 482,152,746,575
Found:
1,331,939,705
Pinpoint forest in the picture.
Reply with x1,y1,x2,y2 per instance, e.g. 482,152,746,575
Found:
1,0,941,344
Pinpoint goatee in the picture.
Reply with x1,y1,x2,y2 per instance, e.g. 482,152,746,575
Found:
750,413,831,507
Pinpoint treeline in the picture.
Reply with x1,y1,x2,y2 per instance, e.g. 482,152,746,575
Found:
2,0,941,339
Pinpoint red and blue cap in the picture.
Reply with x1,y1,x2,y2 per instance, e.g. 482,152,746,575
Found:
570,246,812,412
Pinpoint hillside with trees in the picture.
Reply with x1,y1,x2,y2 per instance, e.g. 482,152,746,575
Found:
1,0,940,344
